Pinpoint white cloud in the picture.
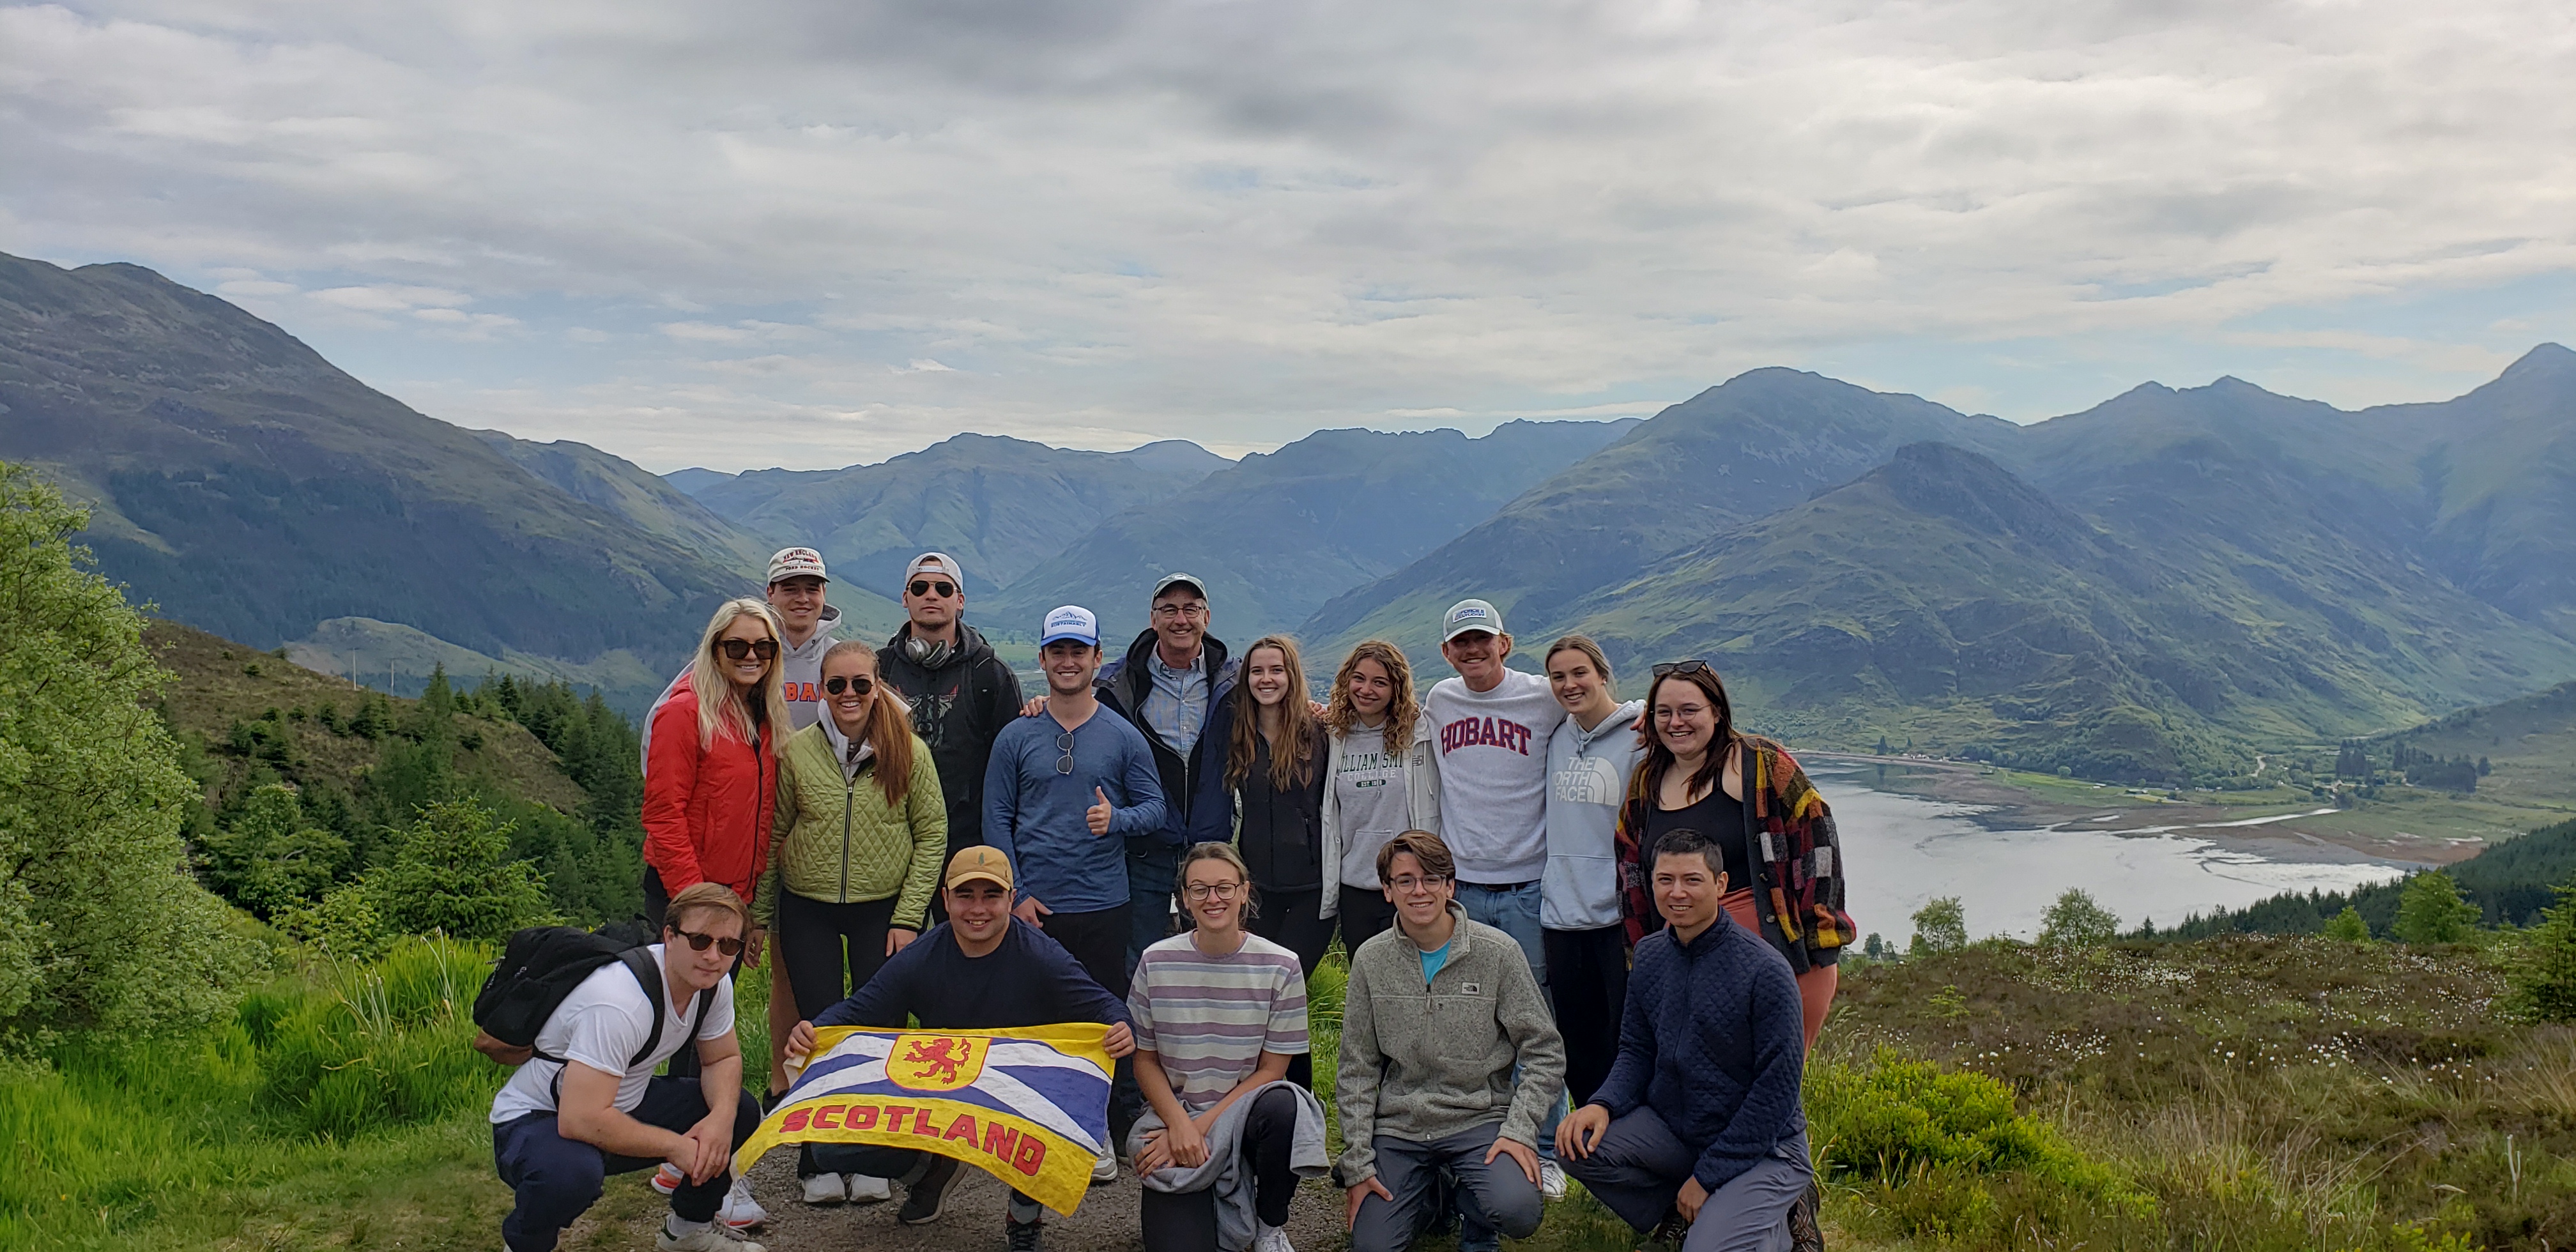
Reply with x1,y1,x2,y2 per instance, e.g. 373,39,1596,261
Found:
3,0,2574,468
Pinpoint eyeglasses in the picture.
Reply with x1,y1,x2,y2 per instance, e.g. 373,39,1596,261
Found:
1151,603,1208,620
908,579,957,598
1386,873,1450,894
1055,730,1075,775
718,637,779,661
1183,882,1245,901
671,928,745,956
1650,660,1713,679
824,676,874,696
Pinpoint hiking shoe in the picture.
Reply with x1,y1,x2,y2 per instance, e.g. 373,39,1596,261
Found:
847,1173,893,1203
656,1219,765,1252
1091,1153,1118,1184
1006,1217,1045,1252
1539,1158,1568,1202
801,1172,847,1205
652,1162,684,1195
1789,1179,1825,1252
717,1178,769,1230
897,1155,962,1225
1646,1210,1690,1251
1254,1222,1296,1252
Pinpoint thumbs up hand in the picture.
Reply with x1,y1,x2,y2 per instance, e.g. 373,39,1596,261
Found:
1087,786,1114,836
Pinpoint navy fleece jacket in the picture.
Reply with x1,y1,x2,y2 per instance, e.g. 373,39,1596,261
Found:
1587,909,1805,1193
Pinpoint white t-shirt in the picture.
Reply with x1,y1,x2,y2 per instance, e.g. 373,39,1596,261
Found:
489,944,737,1124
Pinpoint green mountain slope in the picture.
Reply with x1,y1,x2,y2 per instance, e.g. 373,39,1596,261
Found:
469,429,778,573
0,252,762,662
1301,368,2021,658
687,434,1229,595
986,419,1639,641
1561,442,2576,778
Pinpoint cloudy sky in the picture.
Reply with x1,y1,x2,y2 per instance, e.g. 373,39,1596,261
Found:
5,0,2573,471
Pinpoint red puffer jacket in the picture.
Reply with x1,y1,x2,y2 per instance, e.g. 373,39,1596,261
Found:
642,674,778,905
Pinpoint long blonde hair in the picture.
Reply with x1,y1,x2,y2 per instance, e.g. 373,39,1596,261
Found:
823,641,917,807
1322,639,1418,758
687,597,793,751
1226,635,1319,791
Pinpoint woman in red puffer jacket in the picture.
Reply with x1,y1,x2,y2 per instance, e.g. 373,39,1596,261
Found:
644,597,792,943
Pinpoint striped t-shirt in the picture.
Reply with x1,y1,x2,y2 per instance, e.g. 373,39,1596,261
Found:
1128,931,1310,1114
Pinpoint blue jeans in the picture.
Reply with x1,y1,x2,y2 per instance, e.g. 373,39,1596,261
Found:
1128,844,1181,970
492,1078,761,1252
1457,880,1563,1162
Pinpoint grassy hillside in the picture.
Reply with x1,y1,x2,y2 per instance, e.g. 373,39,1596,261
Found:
689,433,1227,595
0,252,760,665
988,419,1638,640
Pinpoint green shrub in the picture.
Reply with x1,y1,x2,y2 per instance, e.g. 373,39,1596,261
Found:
1807,1046,2145,1224
256,936,501,1139
2039,889,2120,948
2324,904,2374,942
2396,872,2481,946
194,784,349,919
1911,897,1967,955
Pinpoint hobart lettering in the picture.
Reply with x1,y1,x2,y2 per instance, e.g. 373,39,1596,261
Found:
776,1101,1048,1176
1439,715,1534,756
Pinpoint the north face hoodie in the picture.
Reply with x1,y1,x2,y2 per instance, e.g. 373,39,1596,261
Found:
1542,698,1646,931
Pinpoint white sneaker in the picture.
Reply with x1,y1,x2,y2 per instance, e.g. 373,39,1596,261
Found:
802,1172,848,1205
1254,1222,1296,1252
1539,1159,1568,1202
718,1177,770,1230
657,1218,765,1251
847,1173,893,1203
652,1162,684,1195
1091,1153,1118,1184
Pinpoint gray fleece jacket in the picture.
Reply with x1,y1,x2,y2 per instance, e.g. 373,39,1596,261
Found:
1333,905,1566,1185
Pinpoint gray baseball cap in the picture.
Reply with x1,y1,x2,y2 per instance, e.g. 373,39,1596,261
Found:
1151,572,1208,602
905,552,965,593
1441,598,1505,641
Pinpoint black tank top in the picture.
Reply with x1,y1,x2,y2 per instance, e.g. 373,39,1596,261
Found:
1641,779,1752,891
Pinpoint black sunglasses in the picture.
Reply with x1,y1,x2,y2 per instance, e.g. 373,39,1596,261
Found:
671,928,745,956
1651,660,1714,679
717,637,779,661
824,676,874,696
908,579,958,598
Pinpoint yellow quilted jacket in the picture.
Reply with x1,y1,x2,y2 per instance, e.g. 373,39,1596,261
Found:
755,722,947,931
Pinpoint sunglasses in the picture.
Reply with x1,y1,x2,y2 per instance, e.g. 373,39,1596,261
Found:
824,676,874,696
717,637,779,661
671,928,744,956
1651,660,1714,678
908,579,958,598
1055,730,1075,775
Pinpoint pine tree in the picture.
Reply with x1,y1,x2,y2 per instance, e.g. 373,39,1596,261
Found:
2507,880,2576,1022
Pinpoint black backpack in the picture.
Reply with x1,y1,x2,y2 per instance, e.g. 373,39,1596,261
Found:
471,923,712,1069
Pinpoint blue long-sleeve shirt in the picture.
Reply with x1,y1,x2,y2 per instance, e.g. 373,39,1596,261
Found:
984,706,1170,913
811,918,1131,1032
1589,910,1805,1193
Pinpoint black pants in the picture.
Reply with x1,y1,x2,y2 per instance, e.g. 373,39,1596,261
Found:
1039,904,1142,1144
1139,1086,1301,1252
1544,924,1630,1107
641,867,741,1082
779,891,900,1177
1338,885,1397,955
493,1078,760,1252
1246,887,1332,1088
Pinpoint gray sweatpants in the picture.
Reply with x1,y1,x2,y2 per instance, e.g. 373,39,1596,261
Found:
1349,1124,1544,1252
1560,1107,1811,1252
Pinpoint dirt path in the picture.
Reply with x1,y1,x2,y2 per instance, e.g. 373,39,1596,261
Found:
732,1153,1351,1252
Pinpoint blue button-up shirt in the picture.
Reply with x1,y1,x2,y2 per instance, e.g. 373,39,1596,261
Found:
1140,648,1209,756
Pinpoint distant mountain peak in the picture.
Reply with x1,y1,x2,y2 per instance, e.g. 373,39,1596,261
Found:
2499,342,2576,381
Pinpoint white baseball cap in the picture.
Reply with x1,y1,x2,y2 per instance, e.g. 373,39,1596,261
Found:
1441,598,1505,642
1039,605,1100,648
767,547,828,584
906,552,965,593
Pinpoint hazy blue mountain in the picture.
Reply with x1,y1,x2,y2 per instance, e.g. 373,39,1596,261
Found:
0,251,765,666
663,466,738,498
470,430,780,574
987,418,1641,643
1301,369,2022,659
686,434,1229,597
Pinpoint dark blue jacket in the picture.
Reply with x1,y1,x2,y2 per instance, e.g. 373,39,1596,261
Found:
1589,909,1805,1193
1094,630,1238,854
812,918,1131,1032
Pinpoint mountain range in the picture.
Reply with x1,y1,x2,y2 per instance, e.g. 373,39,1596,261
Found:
7,247,2573,779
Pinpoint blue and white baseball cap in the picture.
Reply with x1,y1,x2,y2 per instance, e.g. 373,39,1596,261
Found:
1441,598,1505,642
1039,605,1100,647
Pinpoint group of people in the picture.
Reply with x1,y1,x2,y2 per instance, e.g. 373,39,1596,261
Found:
482,545,1856,1252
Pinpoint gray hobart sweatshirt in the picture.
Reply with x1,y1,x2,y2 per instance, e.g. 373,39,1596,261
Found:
1333,905,1565,1185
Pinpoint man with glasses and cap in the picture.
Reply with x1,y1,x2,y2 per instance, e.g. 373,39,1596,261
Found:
1092,572,1240,969
878,553,1025,882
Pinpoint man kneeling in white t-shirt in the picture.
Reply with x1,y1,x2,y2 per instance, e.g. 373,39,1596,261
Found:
489,882,767,1252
